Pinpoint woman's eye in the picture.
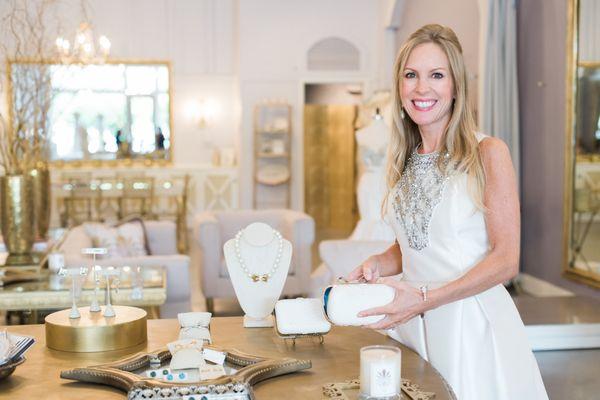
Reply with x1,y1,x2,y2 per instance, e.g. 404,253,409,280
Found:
432,72,444,79
404,71,415,78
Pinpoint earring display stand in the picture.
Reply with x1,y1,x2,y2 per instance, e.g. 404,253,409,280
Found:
45,306,147,352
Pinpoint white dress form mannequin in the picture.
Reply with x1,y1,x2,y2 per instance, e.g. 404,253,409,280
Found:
351,113,395,241
224,222,292,328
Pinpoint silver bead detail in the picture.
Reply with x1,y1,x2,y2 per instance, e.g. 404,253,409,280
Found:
393,149,452,251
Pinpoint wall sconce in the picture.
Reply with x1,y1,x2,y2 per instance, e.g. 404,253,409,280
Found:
185,98,220,128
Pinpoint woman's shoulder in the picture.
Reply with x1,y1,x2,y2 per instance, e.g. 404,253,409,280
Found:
476,134,513,168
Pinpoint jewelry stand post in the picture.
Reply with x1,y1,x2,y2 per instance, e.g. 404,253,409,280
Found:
58,267,88,319
81,248,108,313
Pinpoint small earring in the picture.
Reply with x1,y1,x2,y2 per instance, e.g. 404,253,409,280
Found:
400,107,405,120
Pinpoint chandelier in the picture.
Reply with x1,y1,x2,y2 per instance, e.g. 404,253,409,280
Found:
55,22,111,64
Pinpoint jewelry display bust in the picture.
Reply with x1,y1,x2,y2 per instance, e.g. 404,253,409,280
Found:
223,222,292,327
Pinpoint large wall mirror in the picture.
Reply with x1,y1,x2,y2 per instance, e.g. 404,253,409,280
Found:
9,61,172,165
565,0,600,287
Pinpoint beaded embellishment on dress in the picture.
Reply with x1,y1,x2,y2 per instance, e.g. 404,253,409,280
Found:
393,149,452,250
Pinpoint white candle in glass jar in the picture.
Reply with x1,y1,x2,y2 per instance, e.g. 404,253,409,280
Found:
359,345,401,399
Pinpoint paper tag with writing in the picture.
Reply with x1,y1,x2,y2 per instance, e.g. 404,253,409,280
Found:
203,348,226,365
199,364,226,380
370,361,396,397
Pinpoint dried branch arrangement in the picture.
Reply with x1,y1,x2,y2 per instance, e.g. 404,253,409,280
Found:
0,0,57,174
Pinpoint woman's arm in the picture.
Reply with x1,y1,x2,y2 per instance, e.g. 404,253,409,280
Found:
427,137,520,307
347,241,403,282
360,137,520,329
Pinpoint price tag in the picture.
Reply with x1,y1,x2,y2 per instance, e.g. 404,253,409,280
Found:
203,348,226,365
81,248,108,255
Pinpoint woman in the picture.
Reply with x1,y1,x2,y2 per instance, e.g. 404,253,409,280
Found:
348,24,548,399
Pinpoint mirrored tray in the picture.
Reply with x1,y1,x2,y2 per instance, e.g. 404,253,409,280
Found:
60,345,311,399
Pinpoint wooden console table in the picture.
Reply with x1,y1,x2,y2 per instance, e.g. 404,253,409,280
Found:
0,317,455,399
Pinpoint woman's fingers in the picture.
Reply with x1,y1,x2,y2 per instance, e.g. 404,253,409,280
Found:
346,266,364,281
363,267,373,281
357,303,394,318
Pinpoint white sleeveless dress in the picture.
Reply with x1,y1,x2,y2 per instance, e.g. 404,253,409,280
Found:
386,134,548,400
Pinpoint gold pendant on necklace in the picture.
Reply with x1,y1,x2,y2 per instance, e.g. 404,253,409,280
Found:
251,274,269,282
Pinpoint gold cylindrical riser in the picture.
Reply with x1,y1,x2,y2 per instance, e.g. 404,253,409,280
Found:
0,174,34,255
45,306,148,353
30,163,51,240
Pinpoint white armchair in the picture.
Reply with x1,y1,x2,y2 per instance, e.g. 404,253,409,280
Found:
193,209,315,312
58,220,191,317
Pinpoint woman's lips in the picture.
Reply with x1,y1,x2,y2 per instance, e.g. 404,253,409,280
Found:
412,99,437,111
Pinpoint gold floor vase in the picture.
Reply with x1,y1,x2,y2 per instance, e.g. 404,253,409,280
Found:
29,163,51,240
0,174,34,263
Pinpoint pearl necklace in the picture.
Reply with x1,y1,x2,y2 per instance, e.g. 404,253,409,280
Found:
234,228,283,282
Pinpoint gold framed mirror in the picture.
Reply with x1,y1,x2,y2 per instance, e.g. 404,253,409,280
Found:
7,59,173,167
564,0,600,287
60,345,311,399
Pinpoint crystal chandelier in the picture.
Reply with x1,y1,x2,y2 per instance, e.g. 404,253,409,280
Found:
55,22,110,64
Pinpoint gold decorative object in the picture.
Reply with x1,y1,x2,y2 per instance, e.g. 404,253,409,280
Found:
0,175,34,265
60,345,311,399
304,104,359,237
322,378,437,400
45,306,147,352
29,162,51,240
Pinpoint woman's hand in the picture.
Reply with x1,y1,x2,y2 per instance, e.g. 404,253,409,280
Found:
346,254,382,283
358,278,425,330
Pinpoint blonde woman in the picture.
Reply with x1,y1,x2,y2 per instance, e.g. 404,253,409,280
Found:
348,24,548,399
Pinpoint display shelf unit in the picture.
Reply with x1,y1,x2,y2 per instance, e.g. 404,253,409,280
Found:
253,102,292,208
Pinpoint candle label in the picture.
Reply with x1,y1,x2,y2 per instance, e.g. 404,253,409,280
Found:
370,361,396,397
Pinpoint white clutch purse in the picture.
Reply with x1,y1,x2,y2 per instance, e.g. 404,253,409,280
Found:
323,283,395,326
274,298,331,336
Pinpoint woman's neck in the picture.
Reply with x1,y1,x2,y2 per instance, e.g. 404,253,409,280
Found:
417,116,450,154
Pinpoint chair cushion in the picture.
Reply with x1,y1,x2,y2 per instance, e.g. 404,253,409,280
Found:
84,221,148,258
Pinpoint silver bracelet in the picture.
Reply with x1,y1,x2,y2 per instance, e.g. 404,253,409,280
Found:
419,285,428,302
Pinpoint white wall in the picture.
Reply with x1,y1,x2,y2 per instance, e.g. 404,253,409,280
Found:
1,0,393,211
238,0,388,209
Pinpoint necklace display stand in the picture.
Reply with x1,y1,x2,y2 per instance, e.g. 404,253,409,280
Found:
223,222,292,328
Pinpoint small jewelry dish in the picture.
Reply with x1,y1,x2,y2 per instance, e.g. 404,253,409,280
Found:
274,298,331,344
0,356,25,381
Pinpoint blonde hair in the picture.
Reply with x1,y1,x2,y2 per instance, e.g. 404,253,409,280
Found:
385,24,485,210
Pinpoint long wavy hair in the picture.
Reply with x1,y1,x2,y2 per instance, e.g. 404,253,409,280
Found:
385,24,485,210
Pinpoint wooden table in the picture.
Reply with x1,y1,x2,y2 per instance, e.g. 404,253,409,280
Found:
0,317,454,399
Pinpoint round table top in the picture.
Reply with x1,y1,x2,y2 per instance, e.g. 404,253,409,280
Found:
0,316,454,399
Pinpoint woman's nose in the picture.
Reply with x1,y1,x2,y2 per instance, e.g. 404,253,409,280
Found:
415,78,429,93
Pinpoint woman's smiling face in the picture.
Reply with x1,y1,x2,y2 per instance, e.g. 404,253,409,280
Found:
400,42,455,131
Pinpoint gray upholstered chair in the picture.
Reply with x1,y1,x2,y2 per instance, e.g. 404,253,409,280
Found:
193,209,315,312
58,220,191,317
